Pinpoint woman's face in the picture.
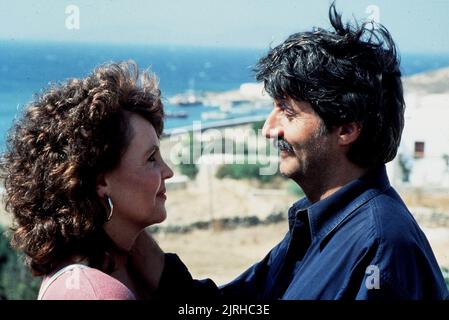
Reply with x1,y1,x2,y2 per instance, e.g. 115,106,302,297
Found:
98,113,173,229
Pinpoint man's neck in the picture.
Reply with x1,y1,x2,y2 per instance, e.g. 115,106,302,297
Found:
296,163,369,204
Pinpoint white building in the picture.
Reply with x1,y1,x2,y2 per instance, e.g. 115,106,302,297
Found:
388,68,449,188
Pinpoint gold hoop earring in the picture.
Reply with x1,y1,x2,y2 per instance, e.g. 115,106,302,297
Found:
107,197,113,221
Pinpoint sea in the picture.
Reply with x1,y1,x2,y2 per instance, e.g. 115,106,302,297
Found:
1,40,449,149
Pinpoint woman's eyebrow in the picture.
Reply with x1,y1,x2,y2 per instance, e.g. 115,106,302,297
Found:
145,145,159,158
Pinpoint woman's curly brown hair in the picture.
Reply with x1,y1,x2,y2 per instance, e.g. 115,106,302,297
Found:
1,61,164,276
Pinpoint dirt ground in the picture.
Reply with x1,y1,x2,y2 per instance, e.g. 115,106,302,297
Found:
154,223,288,285
163,177,297,226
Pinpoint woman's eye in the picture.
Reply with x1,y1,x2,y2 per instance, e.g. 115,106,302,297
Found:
148,154,156,162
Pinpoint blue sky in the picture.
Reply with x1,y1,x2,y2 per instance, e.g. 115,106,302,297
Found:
1,0,448,53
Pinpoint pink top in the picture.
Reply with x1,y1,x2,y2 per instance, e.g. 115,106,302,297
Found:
37,264,136,300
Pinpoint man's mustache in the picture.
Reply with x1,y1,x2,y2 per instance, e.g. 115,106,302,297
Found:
276,139,294,154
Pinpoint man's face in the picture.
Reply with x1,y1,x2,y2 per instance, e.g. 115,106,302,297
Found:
262,98,337,181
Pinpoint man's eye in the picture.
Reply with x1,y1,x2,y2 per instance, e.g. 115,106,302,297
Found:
279,103,295,116
278,101,288,110
279,101,294,113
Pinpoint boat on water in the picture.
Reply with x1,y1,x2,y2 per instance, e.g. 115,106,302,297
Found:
168,91,203,106
201,111,228,121
201,102,266,121
165,111,188,118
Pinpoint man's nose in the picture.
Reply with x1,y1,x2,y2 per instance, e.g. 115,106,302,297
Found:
262,108,284,139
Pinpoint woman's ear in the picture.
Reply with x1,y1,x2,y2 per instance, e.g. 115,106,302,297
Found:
96,173,108,198
337,122,361,146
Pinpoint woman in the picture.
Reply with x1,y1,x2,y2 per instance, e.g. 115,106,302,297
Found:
1,61,173,299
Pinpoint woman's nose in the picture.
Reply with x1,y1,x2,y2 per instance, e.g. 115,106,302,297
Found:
262,108,284,139
162,160,174,180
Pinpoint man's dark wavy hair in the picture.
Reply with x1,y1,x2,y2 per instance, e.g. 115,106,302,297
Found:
255,3,405,168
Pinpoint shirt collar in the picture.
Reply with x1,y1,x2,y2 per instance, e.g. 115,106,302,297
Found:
288,165,391,244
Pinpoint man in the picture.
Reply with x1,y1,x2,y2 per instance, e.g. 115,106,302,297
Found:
131,4,449,299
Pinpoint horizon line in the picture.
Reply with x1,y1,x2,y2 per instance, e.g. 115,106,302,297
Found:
2,38,449,55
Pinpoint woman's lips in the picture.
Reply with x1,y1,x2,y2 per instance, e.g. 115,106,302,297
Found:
156,189,167,199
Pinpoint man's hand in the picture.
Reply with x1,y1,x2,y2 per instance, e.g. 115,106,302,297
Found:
129,228,165,294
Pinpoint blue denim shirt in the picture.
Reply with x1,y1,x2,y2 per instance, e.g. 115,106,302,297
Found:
158,166,449,300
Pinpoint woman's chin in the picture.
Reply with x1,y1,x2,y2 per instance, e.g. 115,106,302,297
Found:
146,210,167,226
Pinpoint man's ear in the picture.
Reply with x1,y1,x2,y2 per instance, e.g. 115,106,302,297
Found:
96,173,109,198
336,122,361,146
